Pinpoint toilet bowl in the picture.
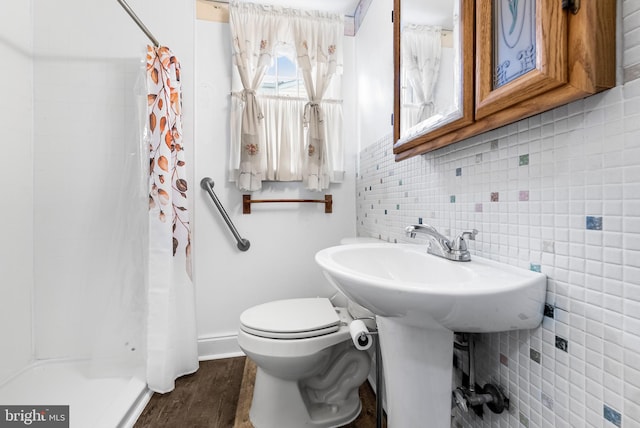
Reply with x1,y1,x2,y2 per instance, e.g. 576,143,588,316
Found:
237,297,372,428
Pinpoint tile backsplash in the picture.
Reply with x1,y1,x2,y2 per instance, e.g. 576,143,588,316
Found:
357,80,640,427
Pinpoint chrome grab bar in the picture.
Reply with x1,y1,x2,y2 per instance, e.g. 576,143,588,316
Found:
200,177,250,252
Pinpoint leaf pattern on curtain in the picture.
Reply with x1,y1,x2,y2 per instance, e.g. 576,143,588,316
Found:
146,45,192,277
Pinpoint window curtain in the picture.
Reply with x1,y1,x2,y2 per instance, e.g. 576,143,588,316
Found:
145,45,198,393
402,25,442,124
260,96,304,181
228,1,344,191
232,95,343,182
291,11,343,191
229,1,289,191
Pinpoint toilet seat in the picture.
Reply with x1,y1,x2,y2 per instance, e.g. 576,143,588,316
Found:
240,298,341,340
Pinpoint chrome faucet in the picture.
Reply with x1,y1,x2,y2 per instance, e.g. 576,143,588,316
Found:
405,224,478,262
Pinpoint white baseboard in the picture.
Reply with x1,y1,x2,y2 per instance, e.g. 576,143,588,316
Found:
197,333,245,361
118,388,153,428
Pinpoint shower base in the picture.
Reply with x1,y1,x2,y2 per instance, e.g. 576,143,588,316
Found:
0,359,151,428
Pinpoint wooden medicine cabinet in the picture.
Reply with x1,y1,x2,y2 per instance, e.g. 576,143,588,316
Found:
393,0,616,161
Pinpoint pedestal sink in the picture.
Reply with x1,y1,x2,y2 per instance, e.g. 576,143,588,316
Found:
315,243,547,427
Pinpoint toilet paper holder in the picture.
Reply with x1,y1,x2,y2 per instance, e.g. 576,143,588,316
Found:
349,317,377,351
343,316,378,334
352,316,379,336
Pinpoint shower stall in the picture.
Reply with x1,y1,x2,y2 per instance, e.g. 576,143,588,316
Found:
0,0,193,426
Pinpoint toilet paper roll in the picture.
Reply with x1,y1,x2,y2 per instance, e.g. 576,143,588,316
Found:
349,320,372,351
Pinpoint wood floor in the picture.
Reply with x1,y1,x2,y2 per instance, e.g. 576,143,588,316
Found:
134,357,386,428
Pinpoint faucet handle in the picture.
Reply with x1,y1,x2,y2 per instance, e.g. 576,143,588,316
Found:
452,229,478,252
460,229,478,241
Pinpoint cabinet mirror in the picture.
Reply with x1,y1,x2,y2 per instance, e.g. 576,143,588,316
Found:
393,0,474,154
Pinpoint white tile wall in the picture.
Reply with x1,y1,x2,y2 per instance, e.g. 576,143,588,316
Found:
356,2,640,426
357,80,640,428
357,81,640,428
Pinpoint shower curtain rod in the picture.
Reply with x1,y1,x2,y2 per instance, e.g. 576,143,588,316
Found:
116,0,160,47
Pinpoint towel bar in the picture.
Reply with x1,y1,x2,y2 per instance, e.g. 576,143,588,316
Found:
242,194,333,214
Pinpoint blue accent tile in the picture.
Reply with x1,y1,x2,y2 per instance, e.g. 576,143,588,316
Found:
455,167,462,176
544,304,554,318
555,336,568,352
530,263,541,272
519,154,530,166
399,179,403,185
450,195,456,203
384,209,388,215
530,348,541,364
604,405,622,427
396,204,400,210
586,216,603,230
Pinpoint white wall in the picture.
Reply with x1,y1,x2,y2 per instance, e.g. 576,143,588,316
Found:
193,19,358,358
355,0,394,150
30,0,195,359
0,0,34,382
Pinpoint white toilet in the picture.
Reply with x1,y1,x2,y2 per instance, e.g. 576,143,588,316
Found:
237,237,381,428
238,298,371,428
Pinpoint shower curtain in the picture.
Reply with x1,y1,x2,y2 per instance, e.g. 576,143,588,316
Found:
145,45,198,393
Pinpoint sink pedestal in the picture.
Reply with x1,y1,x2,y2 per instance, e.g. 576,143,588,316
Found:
377,317,454,428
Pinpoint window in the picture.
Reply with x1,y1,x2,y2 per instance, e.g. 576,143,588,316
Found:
261,55,306,98
228,2,345,191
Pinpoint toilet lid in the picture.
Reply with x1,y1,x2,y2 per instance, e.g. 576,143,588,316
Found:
240,298,341,339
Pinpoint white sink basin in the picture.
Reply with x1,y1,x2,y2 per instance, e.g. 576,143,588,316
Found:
315,243,547,332
315,243,547,427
